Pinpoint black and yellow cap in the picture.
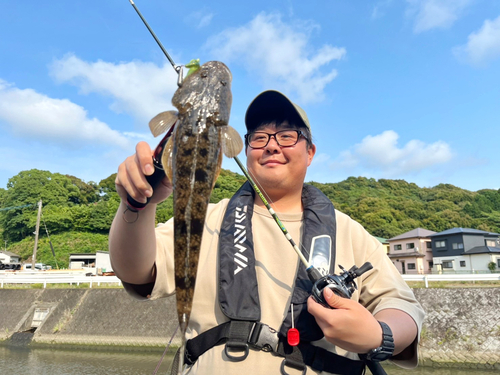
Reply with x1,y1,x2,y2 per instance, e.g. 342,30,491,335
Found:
244,90,311,133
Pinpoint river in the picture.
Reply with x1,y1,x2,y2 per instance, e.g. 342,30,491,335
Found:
0,346,498,375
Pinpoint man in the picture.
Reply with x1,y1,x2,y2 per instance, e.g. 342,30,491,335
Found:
109,90,425,374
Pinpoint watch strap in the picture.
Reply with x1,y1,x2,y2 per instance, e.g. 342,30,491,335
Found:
366,321,395,362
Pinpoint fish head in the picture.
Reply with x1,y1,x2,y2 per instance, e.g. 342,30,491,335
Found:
172,61,233,126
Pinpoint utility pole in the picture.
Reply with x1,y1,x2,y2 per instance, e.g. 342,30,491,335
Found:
32,200,42,270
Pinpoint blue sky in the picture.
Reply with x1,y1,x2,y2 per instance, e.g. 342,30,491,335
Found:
1,0,499,192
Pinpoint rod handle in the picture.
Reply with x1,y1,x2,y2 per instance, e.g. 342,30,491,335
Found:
126,162,165,211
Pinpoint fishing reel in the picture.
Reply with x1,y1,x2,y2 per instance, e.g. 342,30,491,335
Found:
309,262,373,308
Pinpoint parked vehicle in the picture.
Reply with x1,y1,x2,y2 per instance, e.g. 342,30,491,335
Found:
0,261,22,270
22,263,52,271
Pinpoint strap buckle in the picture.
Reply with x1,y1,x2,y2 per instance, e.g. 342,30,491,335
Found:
248,323,279,352
280,358,307,375
224,341,249,362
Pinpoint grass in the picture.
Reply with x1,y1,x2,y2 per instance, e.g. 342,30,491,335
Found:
2,281,499,290
1,283,122,289
406,280,500,288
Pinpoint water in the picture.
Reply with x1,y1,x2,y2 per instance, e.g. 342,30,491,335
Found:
0,346,174,375
0,346,497,375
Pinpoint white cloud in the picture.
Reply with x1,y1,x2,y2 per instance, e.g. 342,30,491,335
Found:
331,130,453,177
205,12,346,103
372,0,394,20
0,79,130,148
406,0,472,33
453,15,500,66
185,10,214,28
50,54,178,122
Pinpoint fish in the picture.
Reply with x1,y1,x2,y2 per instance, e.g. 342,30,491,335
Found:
148,61,242,335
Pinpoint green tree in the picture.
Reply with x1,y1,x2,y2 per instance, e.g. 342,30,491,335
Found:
65,175,100,204
488,261,496,272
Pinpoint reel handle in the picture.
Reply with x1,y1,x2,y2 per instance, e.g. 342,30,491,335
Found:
310,262,373,309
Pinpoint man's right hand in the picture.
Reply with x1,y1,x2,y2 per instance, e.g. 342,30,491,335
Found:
115,141,173,206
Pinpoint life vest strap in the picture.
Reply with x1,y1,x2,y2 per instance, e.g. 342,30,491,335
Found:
184,320,367,375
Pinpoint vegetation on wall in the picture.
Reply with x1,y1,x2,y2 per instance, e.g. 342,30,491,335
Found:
1,169,499,269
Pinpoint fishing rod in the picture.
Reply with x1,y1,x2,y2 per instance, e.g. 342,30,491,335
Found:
127,2,382,373
128,0,371,302
233,157,318,277
129,0,180,76
233,157,373,299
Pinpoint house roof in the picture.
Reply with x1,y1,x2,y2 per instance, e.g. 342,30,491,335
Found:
388,228,436,241
0,250,20,257
374,236,388,244
430,227,500,237
462,246,500,255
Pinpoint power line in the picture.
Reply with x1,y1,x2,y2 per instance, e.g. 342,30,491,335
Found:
0,203,34,212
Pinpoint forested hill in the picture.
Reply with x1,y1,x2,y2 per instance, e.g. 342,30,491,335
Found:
309,177,500,238
1,169,499,268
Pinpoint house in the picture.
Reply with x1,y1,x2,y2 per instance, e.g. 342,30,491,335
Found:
429,228,500,273
69,251,113,275
387,228,436,274
0,250,20,264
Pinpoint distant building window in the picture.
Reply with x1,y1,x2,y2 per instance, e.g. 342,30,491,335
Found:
460,261,466,267
426,242,432,249
485,239,496,247
435,240,446,249
407,263,416,270
406,243,415,250
452,243,464,250
497,259,500,268
442,261,453,268
429,261,433,269
394,244,402,250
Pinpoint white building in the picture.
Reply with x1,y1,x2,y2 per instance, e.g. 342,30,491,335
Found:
0,250,20,264
69,251,113,275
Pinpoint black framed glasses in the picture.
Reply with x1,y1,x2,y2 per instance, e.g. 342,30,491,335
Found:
245,130,307,149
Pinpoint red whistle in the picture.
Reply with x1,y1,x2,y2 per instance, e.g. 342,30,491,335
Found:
287,328,300,346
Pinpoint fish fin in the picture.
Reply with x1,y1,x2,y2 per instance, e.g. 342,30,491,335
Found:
161,136,175,182
149,111,178,137
221,125,243,158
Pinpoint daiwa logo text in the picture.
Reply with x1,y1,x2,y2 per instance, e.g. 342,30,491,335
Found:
234,205,248,275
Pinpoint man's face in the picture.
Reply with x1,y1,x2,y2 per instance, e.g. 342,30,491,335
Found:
245,122,316,195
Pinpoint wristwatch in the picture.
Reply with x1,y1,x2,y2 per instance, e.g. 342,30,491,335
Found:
365,321,395,362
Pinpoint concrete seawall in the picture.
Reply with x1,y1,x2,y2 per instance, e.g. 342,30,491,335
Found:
1,288,499,369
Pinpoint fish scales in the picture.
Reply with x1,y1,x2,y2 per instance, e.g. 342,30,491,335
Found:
171,61,234,331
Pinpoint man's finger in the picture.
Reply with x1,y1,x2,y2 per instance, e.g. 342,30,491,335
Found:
323,288,351,309
135,141,155,176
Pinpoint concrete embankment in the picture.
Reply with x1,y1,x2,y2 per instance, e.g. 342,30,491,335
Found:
0,288,179,349
1,288,499,369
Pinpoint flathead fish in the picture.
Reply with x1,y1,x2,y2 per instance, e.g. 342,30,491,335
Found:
148,61,242,334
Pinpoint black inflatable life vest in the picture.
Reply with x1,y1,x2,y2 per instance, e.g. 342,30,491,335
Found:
184,182,367,375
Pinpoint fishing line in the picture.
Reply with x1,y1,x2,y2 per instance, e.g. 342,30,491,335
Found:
152,323,179,375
